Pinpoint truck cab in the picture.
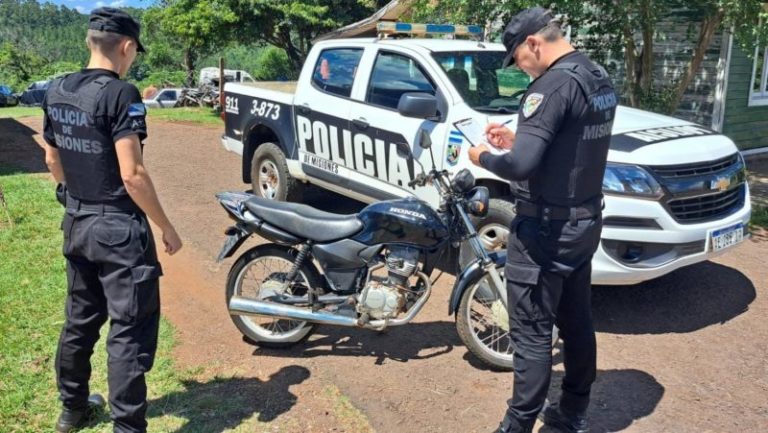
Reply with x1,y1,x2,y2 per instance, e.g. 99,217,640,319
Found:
221,32,751,286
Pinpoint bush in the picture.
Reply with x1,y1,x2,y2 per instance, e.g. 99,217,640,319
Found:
253,46,297,81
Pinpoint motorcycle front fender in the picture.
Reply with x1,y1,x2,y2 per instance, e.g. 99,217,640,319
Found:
448,250,506,316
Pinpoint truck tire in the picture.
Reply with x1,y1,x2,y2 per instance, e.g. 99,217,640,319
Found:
459,198,515,270
250,142,303,202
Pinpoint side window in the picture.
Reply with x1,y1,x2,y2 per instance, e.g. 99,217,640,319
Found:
750,45,768,106
311,48,364,98
157,90,177,101
366,52,436,110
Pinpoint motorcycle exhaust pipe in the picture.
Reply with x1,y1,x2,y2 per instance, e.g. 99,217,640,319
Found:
229,272,433,330
229,296,360,327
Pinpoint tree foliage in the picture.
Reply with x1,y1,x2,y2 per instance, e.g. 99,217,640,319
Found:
412,0,768,114
143,0,238,86
227,0,389,70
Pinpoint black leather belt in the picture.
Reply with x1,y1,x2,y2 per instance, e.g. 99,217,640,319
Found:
514,199,602,221
66,195,140,214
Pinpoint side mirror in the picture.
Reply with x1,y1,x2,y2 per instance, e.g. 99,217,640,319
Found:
418,128,432,150
398,92,438,119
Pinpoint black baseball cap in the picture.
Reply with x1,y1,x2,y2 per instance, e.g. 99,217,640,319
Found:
88,7,145,53
501,6,554,68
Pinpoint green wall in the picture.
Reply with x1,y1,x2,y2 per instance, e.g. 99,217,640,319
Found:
723,46,768,151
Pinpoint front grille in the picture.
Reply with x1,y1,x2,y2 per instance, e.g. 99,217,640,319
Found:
667,185,745,222
650,154,739,179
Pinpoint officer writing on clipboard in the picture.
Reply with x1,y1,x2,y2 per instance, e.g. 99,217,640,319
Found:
43,7,182,432
468,7,617,433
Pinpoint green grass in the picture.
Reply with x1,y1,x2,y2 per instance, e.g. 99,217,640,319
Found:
145,107,223,126
751,206,768,229
0,105,223,126
0,168,372,432
0,106,44,119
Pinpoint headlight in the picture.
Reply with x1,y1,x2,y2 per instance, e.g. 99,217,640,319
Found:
602,163,663,198
465,186,490,217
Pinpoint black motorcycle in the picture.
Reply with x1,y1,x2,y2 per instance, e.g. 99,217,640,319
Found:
216,129,521,370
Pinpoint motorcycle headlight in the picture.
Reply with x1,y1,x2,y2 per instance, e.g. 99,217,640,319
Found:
602,163,663,198
465,186,490,217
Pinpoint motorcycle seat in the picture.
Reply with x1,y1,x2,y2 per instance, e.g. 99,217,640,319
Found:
244,197,363,243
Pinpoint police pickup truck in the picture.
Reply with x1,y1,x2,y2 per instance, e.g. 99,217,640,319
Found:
220,25,751,286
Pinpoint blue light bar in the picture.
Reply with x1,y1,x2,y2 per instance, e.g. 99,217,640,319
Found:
377,22,483,37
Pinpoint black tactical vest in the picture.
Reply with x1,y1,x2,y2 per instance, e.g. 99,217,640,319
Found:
525,62,617,207
46,75,128,202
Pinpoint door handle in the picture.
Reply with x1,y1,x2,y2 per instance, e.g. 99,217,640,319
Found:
353,118,369,130
298,104,312,115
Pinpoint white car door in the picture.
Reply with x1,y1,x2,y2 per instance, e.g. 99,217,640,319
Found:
346,47,450,207
293,45,365,194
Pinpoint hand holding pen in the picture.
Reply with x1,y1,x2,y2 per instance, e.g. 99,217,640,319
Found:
485,118,516,151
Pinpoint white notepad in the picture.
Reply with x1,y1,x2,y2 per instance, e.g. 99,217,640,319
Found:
453,117,507,155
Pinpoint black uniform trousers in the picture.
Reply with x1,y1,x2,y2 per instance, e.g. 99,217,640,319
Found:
55,197,162,433
503,214,601,430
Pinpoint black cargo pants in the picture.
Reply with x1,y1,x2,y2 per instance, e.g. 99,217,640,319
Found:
56,197,162,433
502,215,602,430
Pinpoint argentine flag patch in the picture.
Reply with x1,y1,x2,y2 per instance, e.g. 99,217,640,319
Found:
128,103,146,117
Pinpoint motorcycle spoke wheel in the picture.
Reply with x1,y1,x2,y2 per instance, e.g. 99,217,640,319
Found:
235,255,309,340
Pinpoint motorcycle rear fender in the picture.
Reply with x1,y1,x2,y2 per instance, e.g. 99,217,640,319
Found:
448,250,506,316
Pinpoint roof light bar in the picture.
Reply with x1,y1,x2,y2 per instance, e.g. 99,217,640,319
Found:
377,22,483,38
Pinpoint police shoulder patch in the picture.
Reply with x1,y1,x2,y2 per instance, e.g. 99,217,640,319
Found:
128,103,146,117
522,93,544,118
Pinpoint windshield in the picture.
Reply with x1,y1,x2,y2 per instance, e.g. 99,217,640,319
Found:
432,51,531,114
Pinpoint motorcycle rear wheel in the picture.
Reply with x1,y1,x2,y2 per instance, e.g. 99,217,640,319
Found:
225,244,322,348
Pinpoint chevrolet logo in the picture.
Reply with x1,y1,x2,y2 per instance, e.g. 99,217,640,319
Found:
710,177,731,192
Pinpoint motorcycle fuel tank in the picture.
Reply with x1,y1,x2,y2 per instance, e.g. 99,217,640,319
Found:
352,197,449,249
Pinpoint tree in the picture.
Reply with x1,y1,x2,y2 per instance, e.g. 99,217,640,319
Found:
411,0,768,114
143,0,238,87
227,0,389,71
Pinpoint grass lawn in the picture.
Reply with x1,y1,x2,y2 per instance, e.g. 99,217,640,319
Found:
0,106,44,119
0,105,222,126
145,106,223,126
0,168,370,432
751,206,768,229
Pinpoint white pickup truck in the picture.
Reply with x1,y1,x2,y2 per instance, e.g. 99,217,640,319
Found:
220,35,751,286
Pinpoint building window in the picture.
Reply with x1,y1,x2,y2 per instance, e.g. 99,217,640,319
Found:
749,45,768,106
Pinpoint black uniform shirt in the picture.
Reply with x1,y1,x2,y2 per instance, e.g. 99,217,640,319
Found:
480,51,612,204
43,68,147,147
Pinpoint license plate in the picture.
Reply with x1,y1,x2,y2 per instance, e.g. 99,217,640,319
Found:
710,223,744,252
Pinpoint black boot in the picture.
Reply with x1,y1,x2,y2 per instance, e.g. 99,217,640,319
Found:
55,394,105,432
494,413,534,433
538,400,589,433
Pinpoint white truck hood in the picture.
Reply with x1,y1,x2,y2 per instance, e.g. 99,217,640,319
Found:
608,106,738,166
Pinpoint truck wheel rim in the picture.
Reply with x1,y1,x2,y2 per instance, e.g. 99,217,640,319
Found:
258,160,280,199
478,223,509,251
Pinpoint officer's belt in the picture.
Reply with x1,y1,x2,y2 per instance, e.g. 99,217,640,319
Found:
66,195,140,214
514,199,601,221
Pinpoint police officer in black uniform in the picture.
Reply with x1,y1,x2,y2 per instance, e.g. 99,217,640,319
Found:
42,7,182,433
468,7,617,433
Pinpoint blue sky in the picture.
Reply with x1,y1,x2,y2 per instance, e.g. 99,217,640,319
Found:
47,1,155,14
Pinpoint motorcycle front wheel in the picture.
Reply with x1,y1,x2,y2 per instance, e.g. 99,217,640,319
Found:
455,266,559,371
225,244,322,348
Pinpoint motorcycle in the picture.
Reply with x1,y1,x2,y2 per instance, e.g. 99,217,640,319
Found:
216,129,527,370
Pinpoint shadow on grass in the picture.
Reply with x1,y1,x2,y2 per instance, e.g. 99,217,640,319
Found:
83,365,310,432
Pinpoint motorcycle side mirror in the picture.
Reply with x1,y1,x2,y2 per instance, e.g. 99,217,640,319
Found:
418,128,432,150
395,141,413,159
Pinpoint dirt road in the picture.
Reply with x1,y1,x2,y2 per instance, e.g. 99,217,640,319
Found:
6,116,767,432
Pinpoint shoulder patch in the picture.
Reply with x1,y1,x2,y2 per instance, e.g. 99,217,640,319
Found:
128,103,146,117
522,93,544,118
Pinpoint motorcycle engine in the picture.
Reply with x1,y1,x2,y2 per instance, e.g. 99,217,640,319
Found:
359,247,420,320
